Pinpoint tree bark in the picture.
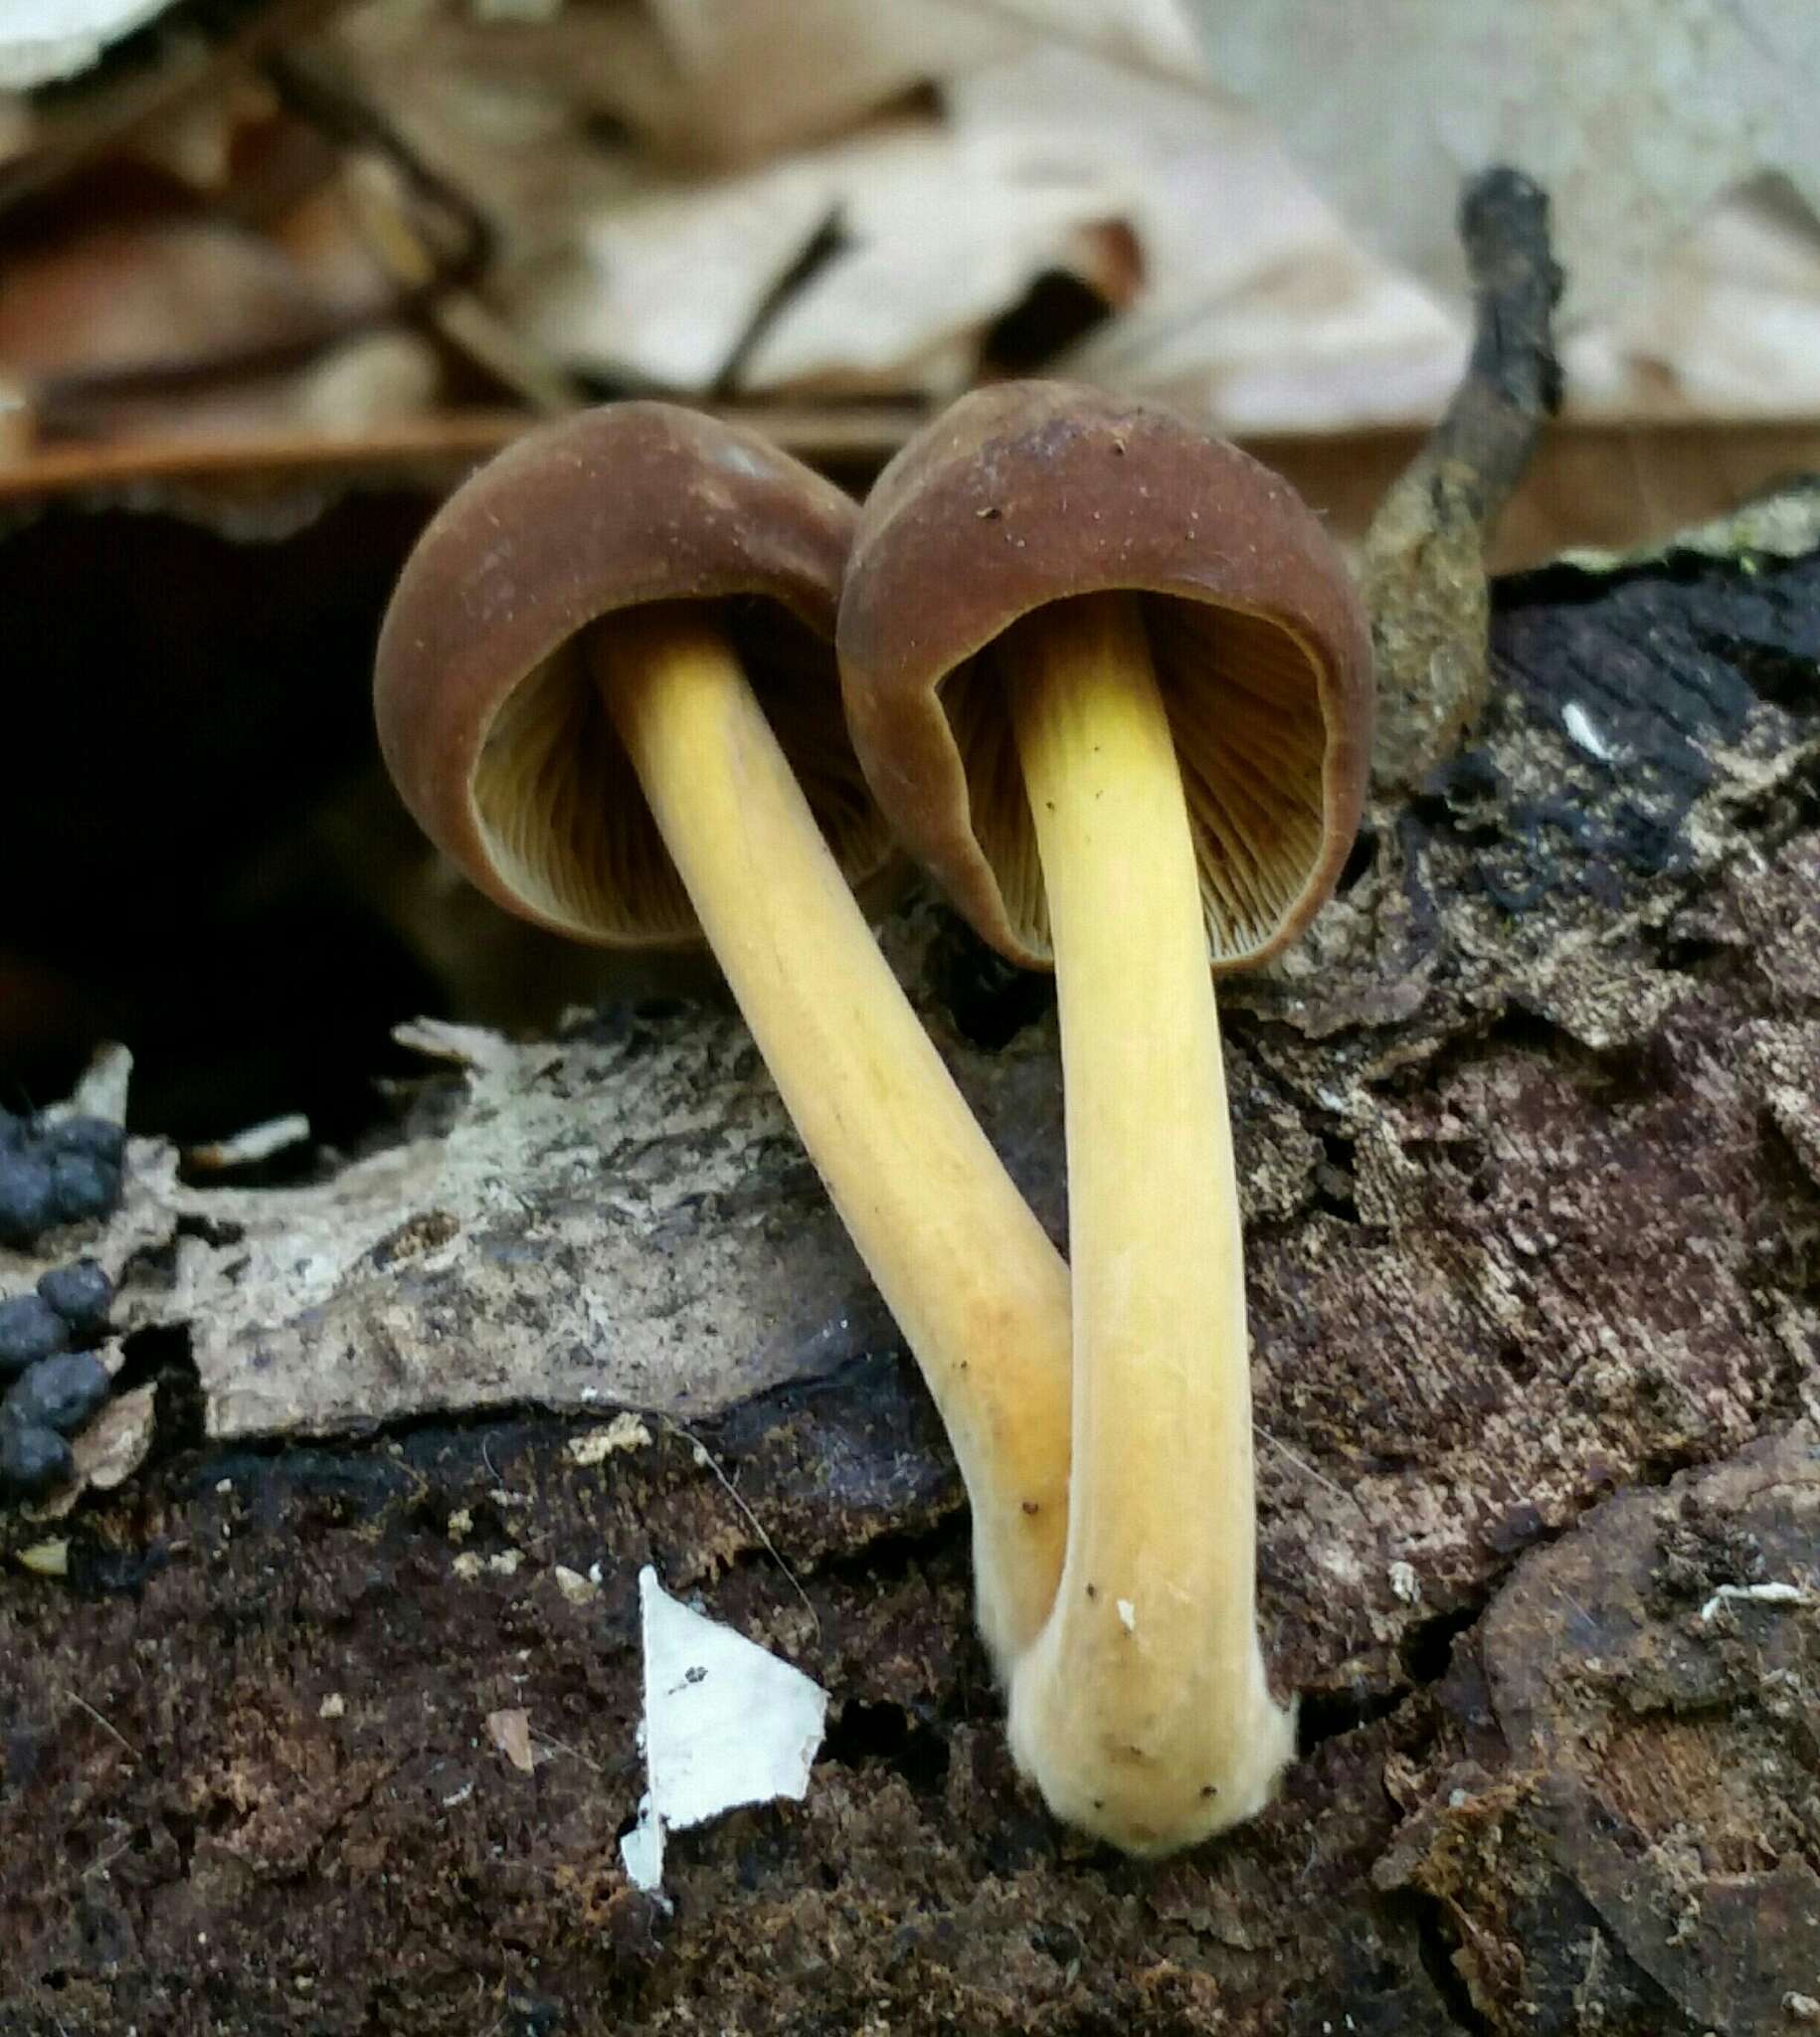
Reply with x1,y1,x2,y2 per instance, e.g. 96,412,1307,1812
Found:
3,496,1819,2034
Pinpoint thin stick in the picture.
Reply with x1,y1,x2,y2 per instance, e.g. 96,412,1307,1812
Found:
63,1688,139,1764
1365,167,1564,790
529,1731,603,1774
662,1419,820,1643
1258,1425,1358,1509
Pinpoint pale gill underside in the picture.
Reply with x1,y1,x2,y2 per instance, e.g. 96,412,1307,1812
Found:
471,599,890,947
954,594,1331,967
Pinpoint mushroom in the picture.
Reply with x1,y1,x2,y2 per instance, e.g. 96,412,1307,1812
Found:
837,381,1372,1854
373,402,1072,1672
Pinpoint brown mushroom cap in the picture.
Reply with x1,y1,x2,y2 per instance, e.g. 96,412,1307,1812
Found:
836,381,1374,971
375,401,887,948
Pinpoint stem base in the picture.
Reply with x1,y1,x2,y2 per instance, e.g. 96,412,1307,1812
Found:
1002,591,1294,1853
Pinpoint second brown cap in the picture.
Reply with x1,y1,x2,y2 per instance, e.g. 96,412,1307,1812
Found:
836,381,1373,971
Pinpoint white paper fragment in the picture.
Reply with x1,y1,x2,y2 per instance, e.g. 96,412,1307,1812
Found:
619,1814,664,1896
0,0,177,90
1699,1579,1813,1622
391,1017,517,1073
186,1114,311,1173
39,1040,131,1131
620,1566,828,1894
1562,703,1616,763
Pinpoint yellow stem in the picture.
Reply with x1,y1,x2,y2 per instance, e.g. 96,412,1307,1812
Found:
592,601,1072,1672
1002,592,1294,1855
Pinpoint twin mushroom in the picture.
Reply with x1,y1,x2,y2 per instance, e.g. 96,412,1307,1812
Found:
375,385,1371,1857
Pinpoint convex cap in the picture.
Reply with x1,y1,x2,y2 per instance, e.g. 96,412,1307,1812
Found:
837,381,1373,970
376,402,886,947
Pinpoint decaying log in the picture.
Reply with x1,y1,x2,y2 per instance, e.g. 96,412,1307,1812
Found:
2,485,1818,2032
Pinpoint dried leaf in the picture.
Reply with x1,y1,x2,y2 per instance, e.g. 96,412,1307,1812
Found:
512,104,1137,398
732,115,1136,398
629,0,1201,162
637,0,1008,161
485,1706,536,1773
946,44,1465,426
512,152,837,390
1185,0,1820,323
1566,181,1820,414
0,0,180,91
59,1383,158,1506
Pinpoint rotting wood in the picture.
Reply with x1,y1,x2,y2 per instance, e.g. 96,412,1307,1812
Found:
3,168,1817,2035
1,500,1817,2034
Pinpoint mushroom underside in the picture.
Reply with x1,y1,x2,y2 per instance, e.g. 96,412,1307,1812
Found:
471,597,890,946
945,593,1331,965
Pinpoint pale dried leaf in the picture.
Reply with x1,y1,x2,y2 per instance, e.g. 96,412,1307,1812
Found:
637,0,1201,157
1568,182,1820,414
947,44,1463,427
953,0,1203,79
734,116,1135,398
512,155,835,389
68,1384,158,1497
511,99,1138,398
330,0,650,263
0,0,177,90
639,0,1009,160
486,1706,536,1772
24,1370,152,1523
1185,0,1820,323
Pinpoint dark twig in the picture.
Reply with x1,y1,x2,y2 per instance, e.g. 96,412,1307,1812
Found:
1443,169,1565,512
1363,168,1563,791
63,1687,140,1764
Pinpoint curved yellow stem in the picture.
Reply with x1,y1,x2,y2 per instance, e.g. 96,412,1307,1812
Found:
593,601,1072,1672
